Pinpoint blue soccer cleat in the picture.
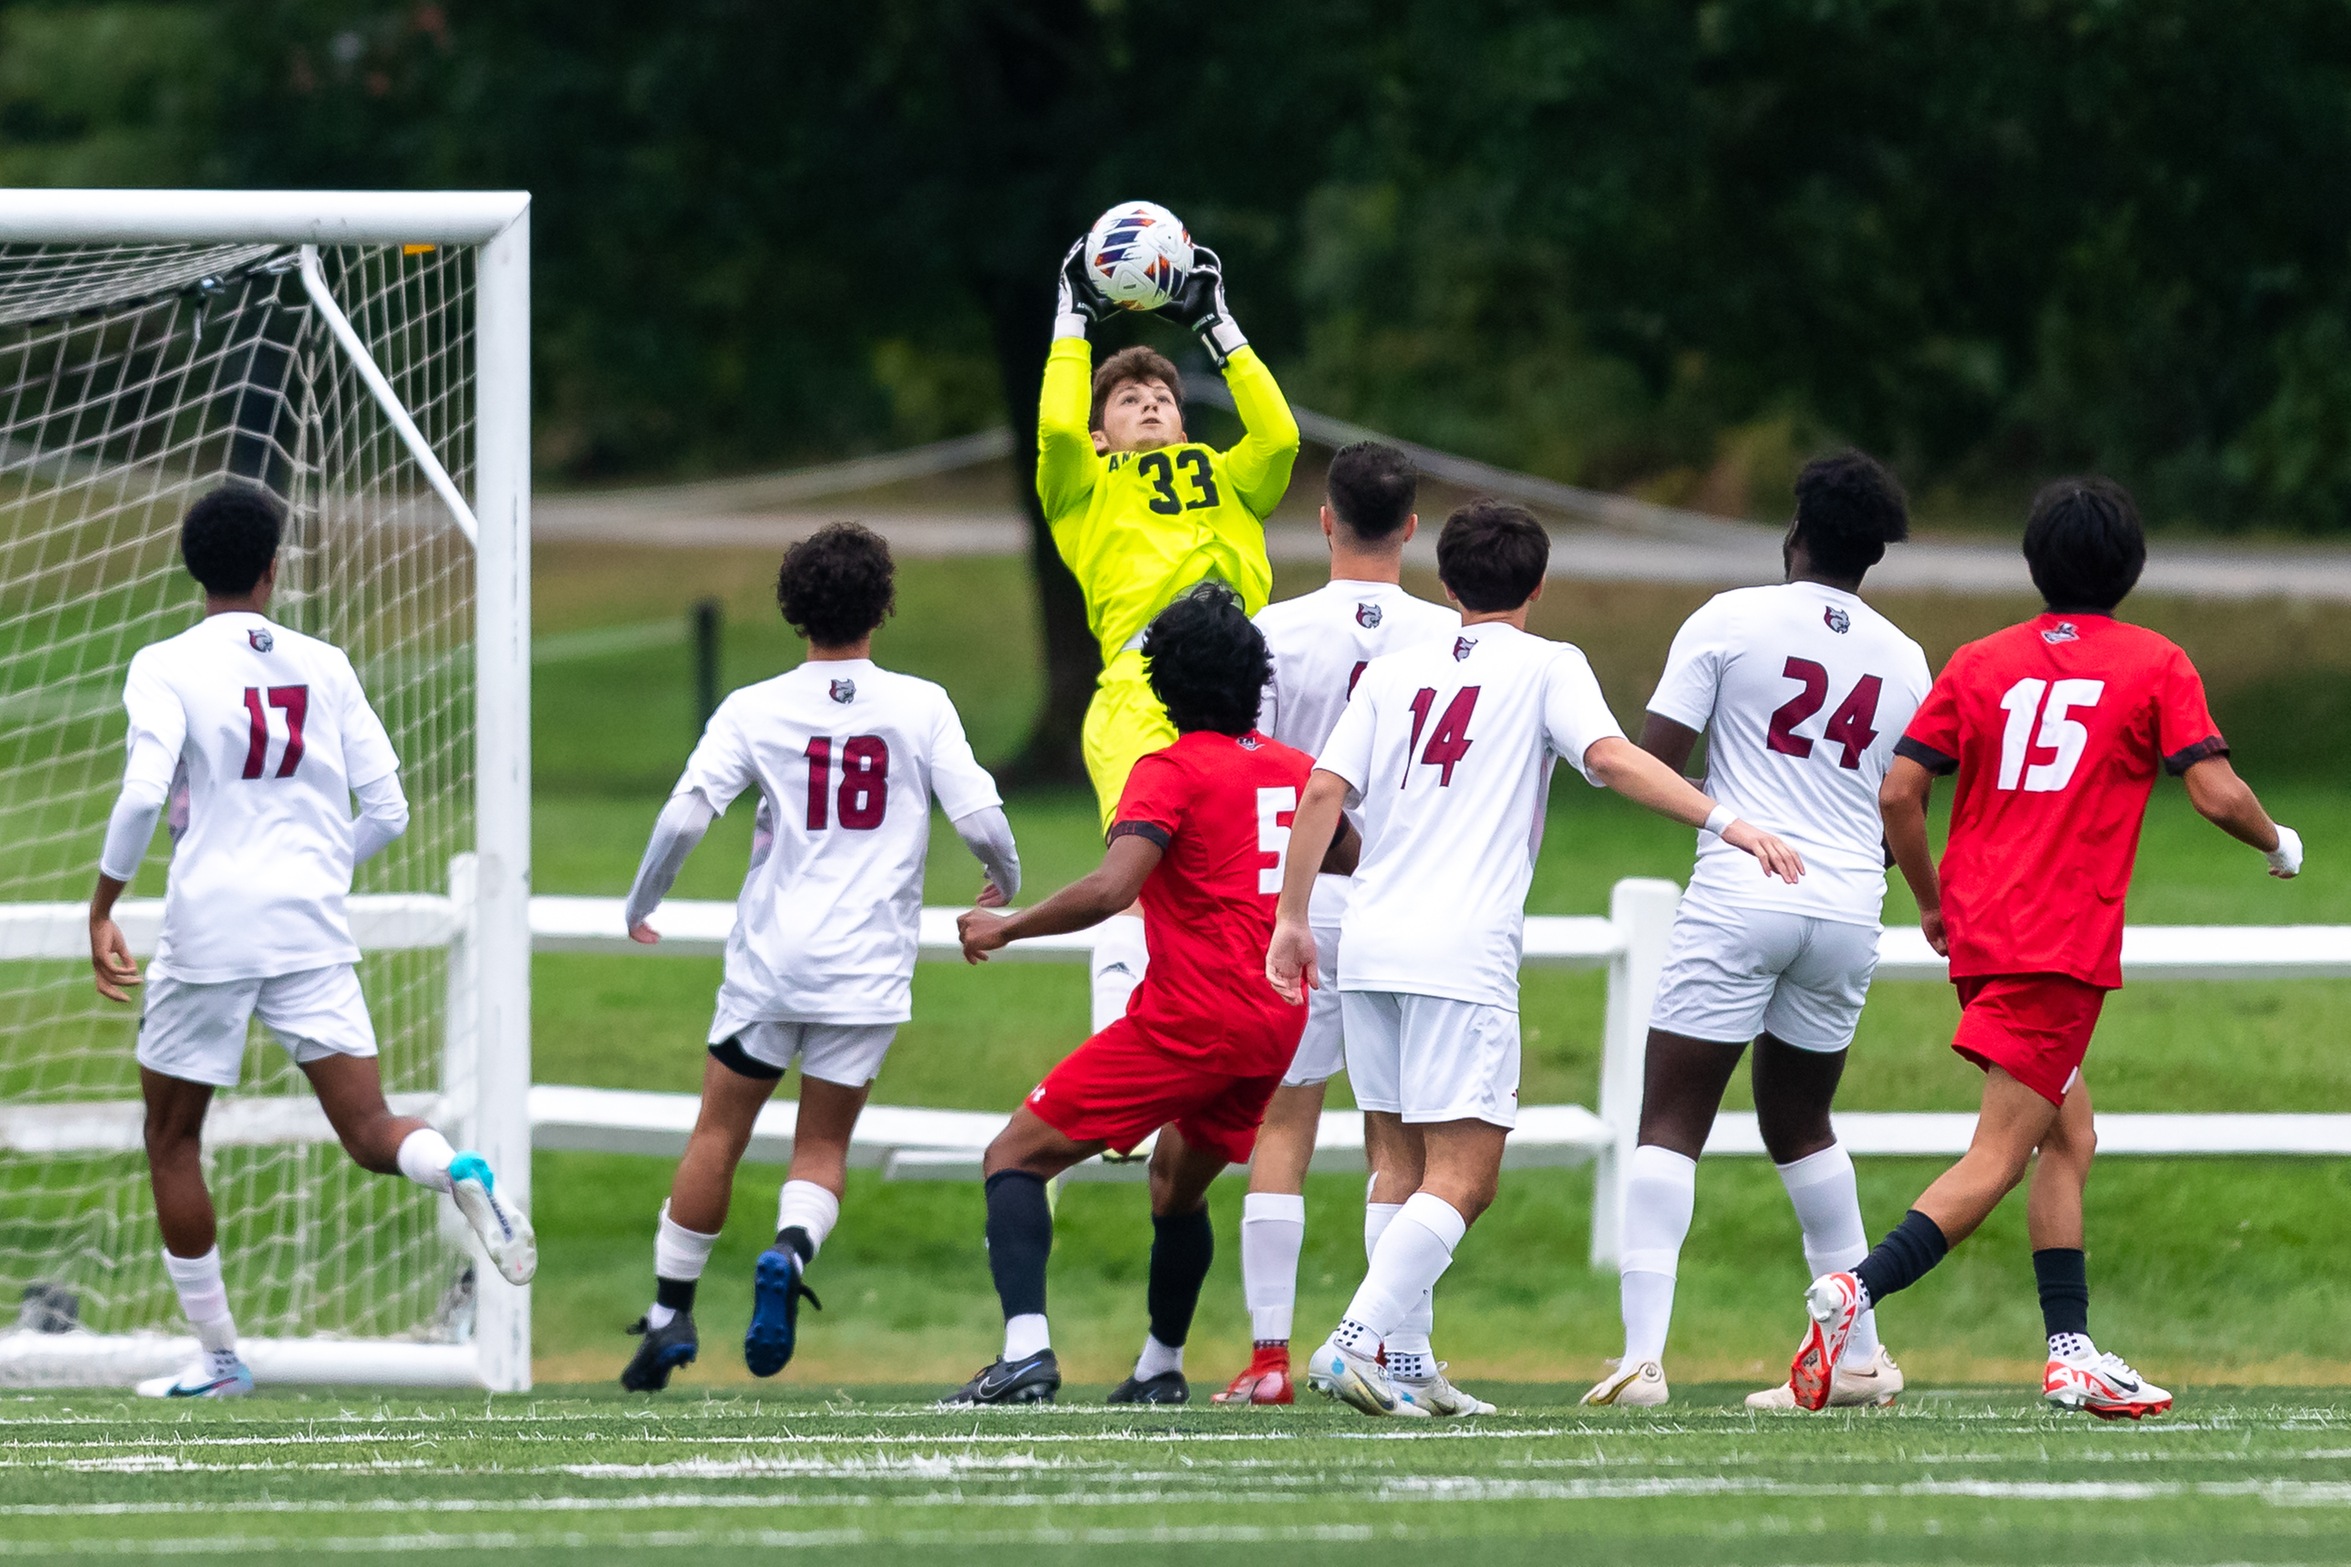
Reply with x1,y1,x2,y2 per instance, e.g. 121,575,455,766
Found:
743,1244,821,1378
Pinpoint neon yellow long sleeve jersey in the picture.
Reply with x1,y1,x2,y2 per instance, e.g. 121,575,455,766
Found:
1036,340,1300,682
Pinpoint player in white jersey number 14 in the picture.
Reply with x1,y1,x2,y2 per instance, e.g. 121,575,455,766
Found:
615,523,1019,1393
1217,441,1459,1408
1580,451,1932,1412
1270,501,1807,1420
87,485,534,1401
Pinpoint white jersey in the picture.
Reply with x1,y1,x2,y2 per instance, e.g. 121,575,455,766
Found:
1648,582,1931,925
1316,621,1625,1009
1254,579,1459,928
676,658,1000,1026
121,612,400,984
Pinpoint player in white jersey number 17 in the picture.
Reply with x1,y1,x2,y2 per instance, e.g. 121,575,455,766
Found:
88,486,533,1400
615,523,1019,1393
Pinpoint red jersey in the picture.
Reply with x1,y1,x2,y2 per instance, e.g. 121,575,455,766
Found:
1896,613,2224,988
1109,728,1314,1074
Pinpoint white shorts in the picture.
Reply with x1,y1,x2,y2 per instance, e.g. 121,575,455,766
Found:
137,965,378,1089
713,1020,898,1088
1646,901,1880,1053
1340,990,1520,1129
1281,925,1345,1088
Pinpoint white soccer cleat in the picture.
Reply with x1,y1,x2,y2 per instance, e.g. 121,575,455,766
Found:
1789,1271,1865,1411
1748,1345,1904,1409
1306,1333,1430,1419
2045,1349,2171,1420
1395,1363,1495,1417
1580,1358,1669,1407
137,1350,253,1400
448,1152,537,1286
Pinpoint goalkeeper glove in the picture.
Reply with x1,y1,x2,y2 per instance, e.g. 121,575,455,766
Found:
1055,238,1111,339
1158,245,1247,367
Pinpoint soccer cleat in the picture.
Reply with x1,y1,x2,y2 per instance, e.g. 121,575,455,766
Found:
942,1349,1061,1406
1106,1370,1189,1405
1748,1345,1905,1409
1580,1359,1669,1407
1212,1344,1295,1406
1306,1332,1430,1419
2045,1350,2172,1420
743,1245,821,1378
1396,1364,1495,1417
1789,1271,1866,1411
447,1153,537,1286
619,1311,699,1392
136,1350,253,1400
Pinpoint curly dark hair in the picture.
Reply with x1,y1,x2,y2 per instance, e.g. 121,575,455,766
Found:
1141,582,1271,737
180,482,284,596
1436,499,1549,612
1792,450,1910,578
2024,477,2145,612
776,522,897,646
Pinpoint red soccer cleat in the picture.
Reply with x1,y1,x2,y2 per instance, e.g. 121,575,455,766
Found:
1789,1272,1866,1411
1213,1343,1295,1405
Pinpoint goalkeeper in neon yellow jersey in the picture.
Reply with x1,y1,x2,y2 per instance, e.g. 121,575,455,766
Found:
1042,237,1300,1028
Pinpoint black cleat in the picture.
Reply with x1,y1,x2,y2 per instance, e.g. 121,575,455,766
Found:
943,1349,1061,1406
1107,1370,1189,1405
620,1311,699,1392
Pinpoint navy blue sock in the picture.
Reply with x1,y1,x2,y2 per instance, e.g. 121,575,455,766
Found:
1145,1207,1215,1350
1852,1209,1949,1306
984,1170,1053,1324
2033,1248,2090,1338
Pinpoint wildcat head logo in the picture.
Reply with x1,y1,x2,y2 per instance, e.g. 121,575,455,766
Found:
1237,733,1262,750
247,628,274,653
1823,606,1850,634
2041,621,2080,645
1453,636,1475,661
1355,602,1383,629
829,678,856,704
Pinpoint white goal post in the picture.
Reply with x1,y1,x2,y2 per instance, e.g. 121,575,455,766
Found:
0,191,531,1390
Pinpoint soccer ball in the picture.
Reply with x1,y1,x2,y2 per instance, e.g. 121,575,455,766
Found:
1084,202,1194,312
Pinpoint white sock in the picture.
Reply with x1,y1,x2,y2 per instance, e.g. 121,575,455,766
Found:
1361,1198,1435,1362
1364,1200,1401,1259
775,1180,841,1259
395,1127,457,1194
1619,1144,1696,1366
654,1201,719,1284
1340,1192,1465,1340
1241,1191,1306,1342
1134,1334,1184,1380
1777,1143,1880,1365
162,1247,236,1353
1004,1312,1051,1361
1089,913,1148,1033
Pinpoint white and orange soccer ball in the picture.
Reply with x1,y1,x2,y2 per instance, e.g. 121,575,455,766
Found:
1083,201,1194,311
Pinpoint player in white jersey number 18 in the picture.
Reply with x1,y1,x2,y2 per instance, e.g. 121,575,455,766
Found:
88,485,533,1400
615,523,1019,1393
1580,451,1932,1412
1270,502,1807,1420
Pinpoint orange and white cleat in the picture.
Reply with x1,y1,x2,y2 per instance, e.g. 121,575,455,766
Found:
2045,1350,2172,1420
1212,1343,1294,1405
1789,1272,1866,1411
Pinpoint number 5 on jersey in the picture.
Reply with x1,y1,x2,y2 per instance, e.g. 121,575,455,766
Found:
806,735,889,829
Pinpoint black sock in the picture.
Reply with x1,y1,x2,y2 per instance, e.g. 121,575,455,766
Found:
984,1170,1053,1326
1852,1209,1949,1306
775,1225,815,1264
2033,1247,2090,1338
1145,1207,1215,1352
654,1275,697,1314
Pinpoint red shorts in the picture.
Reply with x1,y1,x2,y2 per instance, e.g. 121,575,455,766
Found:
1951,973,2109,1106
1024,1017,1284,1166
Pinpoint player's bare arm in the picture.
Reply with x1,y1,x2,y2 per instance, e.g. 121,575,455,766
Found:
1583,735,1806,884
87,872,138,1003
2181,755,2301,877
958,834,1163,962
1879,755,1946,954
1635,712,1703,775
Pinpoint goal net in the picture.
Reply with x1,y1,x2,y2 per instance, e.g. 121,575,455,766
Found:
0,196,531,1390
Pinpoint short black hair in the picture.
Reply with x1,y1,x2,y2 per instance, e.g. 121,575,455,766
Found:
776,522,897,646
2023,477,2145,612
180,482,284,596
1326,441,1416,542
1792,449,1910,578
1436,500,1549,613
1141,582,1270,737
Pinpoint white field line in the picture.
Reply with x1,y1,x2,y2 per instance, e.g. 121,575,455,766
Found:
0,1524,1383,1557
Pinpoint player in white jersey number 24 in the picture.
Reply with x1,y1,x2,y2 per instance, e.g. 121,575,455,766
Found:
1272,501,1807,1420
88,485,534,1401
615,523,1019,1393
1216,442,1459,1407
1580,451,1932,1412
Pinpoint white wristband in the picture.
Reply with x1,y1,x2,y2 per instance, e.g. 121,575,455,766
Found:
1701,804,1736,837
2267,823,2303,876
1051,311,1090,341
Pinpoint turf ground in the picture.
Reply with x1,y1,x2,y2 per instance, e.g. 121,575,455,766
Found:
5,1387,2350,1563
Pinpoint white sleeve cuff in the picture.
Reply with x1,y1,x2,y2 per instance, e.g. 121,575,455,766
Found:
99,787,166,882
1701,803,1737,837
952,804,1021,901
1052,312,1090,340
1204,317,1247,358
2267,823,2303,875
